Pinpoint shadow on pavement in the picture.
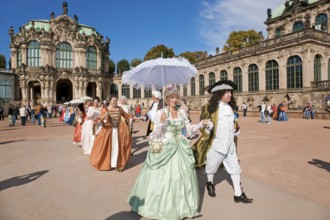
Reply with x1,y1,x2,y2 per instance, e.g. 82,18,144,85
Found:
0,139,25,145
196,167,232,212
0,170,49,191
105,210,141,220
125,151,148,171
308,159,330,172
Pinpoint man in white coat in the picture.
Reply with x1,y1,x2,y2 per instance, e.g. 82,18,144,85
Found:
141,90,163,137
194,80,253,203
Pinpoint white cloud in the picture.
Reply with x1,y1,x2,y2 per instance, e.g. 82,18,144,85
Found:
198,0,284,55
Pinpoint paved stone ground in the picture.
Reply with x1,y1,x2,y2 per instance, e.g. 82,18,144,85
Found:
0,114,329,220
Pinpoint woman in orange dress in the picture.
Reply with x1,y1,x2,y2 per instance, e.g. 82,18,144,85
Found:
73,103,87,145
90,95,132,171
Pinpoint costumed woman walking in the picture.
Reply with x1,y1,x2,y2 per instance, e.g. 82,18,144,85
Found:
73,103,87,145
81,97,101,155
128,84,211,220
89,95,132,171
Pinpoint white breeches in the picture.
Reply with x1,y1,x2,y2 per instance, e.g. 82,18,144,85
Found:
205,148,241,175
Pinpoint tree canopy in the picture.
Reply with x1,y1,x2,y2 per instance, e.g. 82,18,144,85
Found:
178,51,196,63
0,54,6,69
130,58,142,68
222,30,261,52
178,51,208,63
144,44,175,61
108,59,115,74
117,59,130,74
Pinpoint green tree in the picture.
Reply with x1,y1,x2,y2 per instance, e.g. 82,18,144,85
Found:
0,54,6,69
222,30,260,52
144,44,175,61
108,59,115,74
178,51,196,63
130,58,142,68
117,59,130,74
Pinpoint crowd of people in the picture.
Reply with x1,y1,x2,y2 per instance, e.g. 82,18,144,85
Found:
3,79,324,219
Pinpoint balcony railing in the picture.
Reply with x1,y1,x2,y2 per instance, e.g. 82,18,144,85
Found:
311,80,330,90
196,28,330,67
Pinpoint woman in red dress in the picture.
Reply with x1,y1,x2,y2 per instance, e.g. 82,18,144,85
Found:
73,103,87,145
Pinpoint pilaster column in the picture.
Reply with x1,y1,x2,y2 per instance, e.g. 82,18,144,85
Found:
10,47,17,69
96,82,102,98
20,80,28,105
242,66,249,92
118,83,122,98
97,49,102,70
21,44,27,65
140,86,144,99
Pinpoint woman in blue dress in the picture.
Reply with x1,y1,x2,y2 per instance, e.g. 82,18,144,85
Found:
128,84,211,220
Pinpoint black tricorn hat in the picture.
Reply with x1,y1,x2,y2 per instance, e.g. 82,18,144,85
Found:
207,80,237,94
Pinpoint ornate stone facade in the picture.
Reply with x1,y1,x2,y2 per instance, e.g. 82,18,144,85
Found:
111,0,330,111
9,2,110,106
192,0,330,111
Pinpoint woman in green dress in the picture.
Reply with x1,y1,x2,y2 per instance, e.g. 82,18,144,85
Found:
128,84,211,220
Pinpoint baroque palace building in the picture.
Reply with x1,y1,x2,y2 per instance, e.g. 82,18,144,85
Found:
8,2,110,106
111,0,330,111
189,0,330,111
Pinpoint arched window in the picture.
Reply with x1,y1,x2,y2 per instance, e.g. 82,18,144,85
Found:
199,75,205,95
17,47,22,67
0,80,12,99
315,13,328,32
86,46,97,69
265,60,279,90
122,84,130,99
183,85,187,96
133,87,141,98
233,67,242,92
275,27,282,37
287,56,303,89
314,55,322,81
56,42,72,68
190,77,195,96
248,64,259,91
209,72,215,86
220,70,228,80
293,21,304,32
27,41,40,67
110,84,118,96
144,87,152,98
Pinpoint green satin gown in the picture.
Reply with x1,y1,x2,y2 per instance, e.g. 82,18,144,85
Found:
128,112,199,220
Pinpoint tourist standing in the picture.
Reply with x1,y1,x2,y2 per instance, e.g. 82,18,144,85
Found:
0,105,4,121
8,105,14,126
242,102,247,117
19,105,27,126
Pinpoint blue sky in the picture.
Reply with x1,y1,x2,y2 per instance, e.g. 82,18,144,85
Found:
0,0,283,69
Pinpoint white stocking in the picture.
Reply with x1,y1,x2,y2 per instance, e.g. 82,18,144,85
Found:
231,174,242,196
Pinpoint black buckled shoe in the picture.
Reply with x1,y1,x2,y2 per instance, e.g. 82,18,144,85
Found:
234,192,253,203
206,181,216,197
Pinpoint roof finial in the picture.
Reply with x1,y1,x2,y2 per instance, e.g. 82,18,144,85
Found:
62,2,68,15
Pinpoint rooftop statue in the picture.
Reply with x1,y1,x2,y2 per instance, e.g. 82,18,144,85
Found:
267,8,272,19
63,2,68,15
